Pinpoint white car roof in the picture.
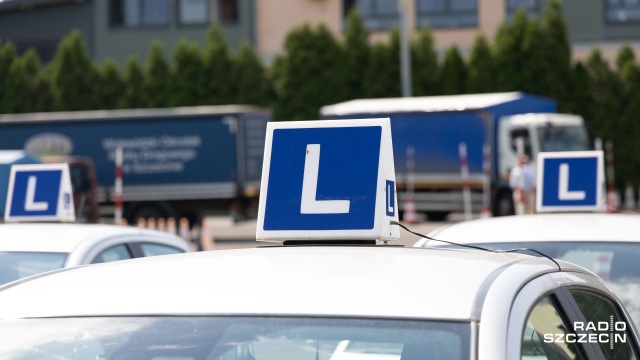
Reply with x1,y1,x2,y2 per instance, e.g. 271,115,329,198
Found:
0,223,190,253
0,246,585,320
418,213,640,246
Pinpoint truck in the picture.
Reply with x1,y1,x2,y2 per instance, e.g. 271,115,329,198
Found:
321,92,592,219
0,105,271,225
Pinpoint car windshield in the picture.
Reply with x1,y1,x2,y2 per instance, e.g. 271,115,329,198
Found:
536,125,590,152
467,241,640,330
0,317,470,360
0,252,67,286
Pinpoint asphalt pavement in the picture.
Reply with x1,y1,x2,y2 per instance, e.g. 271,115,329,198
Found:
202,213,476,250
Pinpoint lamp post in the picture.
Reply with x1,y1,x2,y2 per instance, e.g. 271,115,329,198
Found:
398,0,412,97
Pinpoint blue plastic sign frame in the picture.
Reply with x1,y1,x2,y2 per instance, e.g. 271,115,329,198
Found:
4,163,76,222
536,151,605,213
256,118,400,241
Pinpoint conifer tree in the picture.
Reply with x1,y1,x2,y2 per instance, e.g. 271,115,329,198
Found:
412,27,440,96
540,0,572,108
275,24,346,120
0,41,18,113
441,45,467,95
4,57,32,113
144,41,173,108
31,72,56,113
50,30,100,111
123,56,147,109
98,59,125,109
172,40,205,106
234,42,269,106
467,34,495,93
203,24,234,105
493,9,530,91
344,7,370,100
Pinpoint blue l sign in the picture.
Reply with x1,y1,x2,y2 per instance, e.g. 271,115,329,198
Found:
257,118,400,241
4,163,76,222
263,126,381,230
9,170,61,216
536,151,604,212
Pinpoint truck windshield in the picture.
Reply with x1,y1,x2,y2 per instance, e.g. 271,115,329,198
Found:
537,125,590,152
0,252,67,286
0,317,470,360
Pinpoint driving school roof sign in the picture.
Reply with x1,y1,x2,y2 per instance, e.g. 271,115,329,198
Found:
536,151,605,213
257,118,400,241
4,163,76,222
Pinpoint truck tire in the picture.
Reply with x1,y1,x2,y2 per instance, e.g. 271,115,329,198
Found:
495,192,515,217
126,202,176,225
426,212,449,221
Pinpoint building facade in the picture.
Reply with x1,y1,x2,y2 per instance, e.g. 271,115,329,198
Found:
0,0,253,64
1,0,639,65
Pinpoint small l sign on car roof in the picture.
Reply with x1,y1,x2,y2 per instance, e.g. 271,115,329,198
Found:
4,163,76,222
256,118,399,242
536,151,605,213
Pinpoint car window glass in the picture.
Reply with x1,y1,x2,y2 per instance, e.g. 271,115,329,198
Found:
0,317,471,360
140,243,184,257
0,252,67,286
570,290,637,360
521,296,583,360
92,244,133,264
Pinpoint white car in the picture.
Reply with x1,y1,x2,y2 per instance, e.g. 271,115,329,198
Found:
0,223,191,286
0,245,637,360
414,213,640,330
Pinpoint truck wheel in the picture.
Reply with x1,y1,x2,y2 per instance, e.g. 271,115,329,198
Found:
495,192,515,217
126,202,176,225
426,212,449,221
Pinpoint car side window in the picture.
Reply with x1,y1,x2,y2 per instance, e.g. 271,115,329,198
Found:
570,290,637,360
92,244,133,264
521,296,583,360
140,243,184,257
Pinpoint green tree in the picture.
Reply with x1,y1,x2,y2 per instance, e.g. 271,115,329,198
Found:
144,41,173,108
3,57,33,113
50,30,100,111
98,59,125,109
203,24,234,105
616,48,640,189
441,45,466,95
565,62,593,118
493,9,531,92
344,7,370,100
365,29,401,98
22,48,41,77
412,27,440,96
123,56,147,109
31,72,56,113
172,40,206,107
585,48,623,145
275,24,347,120
234,42,269,105
467,34,495,93
0,41,18,113
539,0,572,108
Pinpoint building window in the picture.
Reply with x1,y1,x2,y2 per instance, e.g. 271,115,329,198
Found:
220,0,238,23
416,0,478,29
110,0,170,27
507,0,539,17
343,0,400,31
179,0,209,25
607,0,640,23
